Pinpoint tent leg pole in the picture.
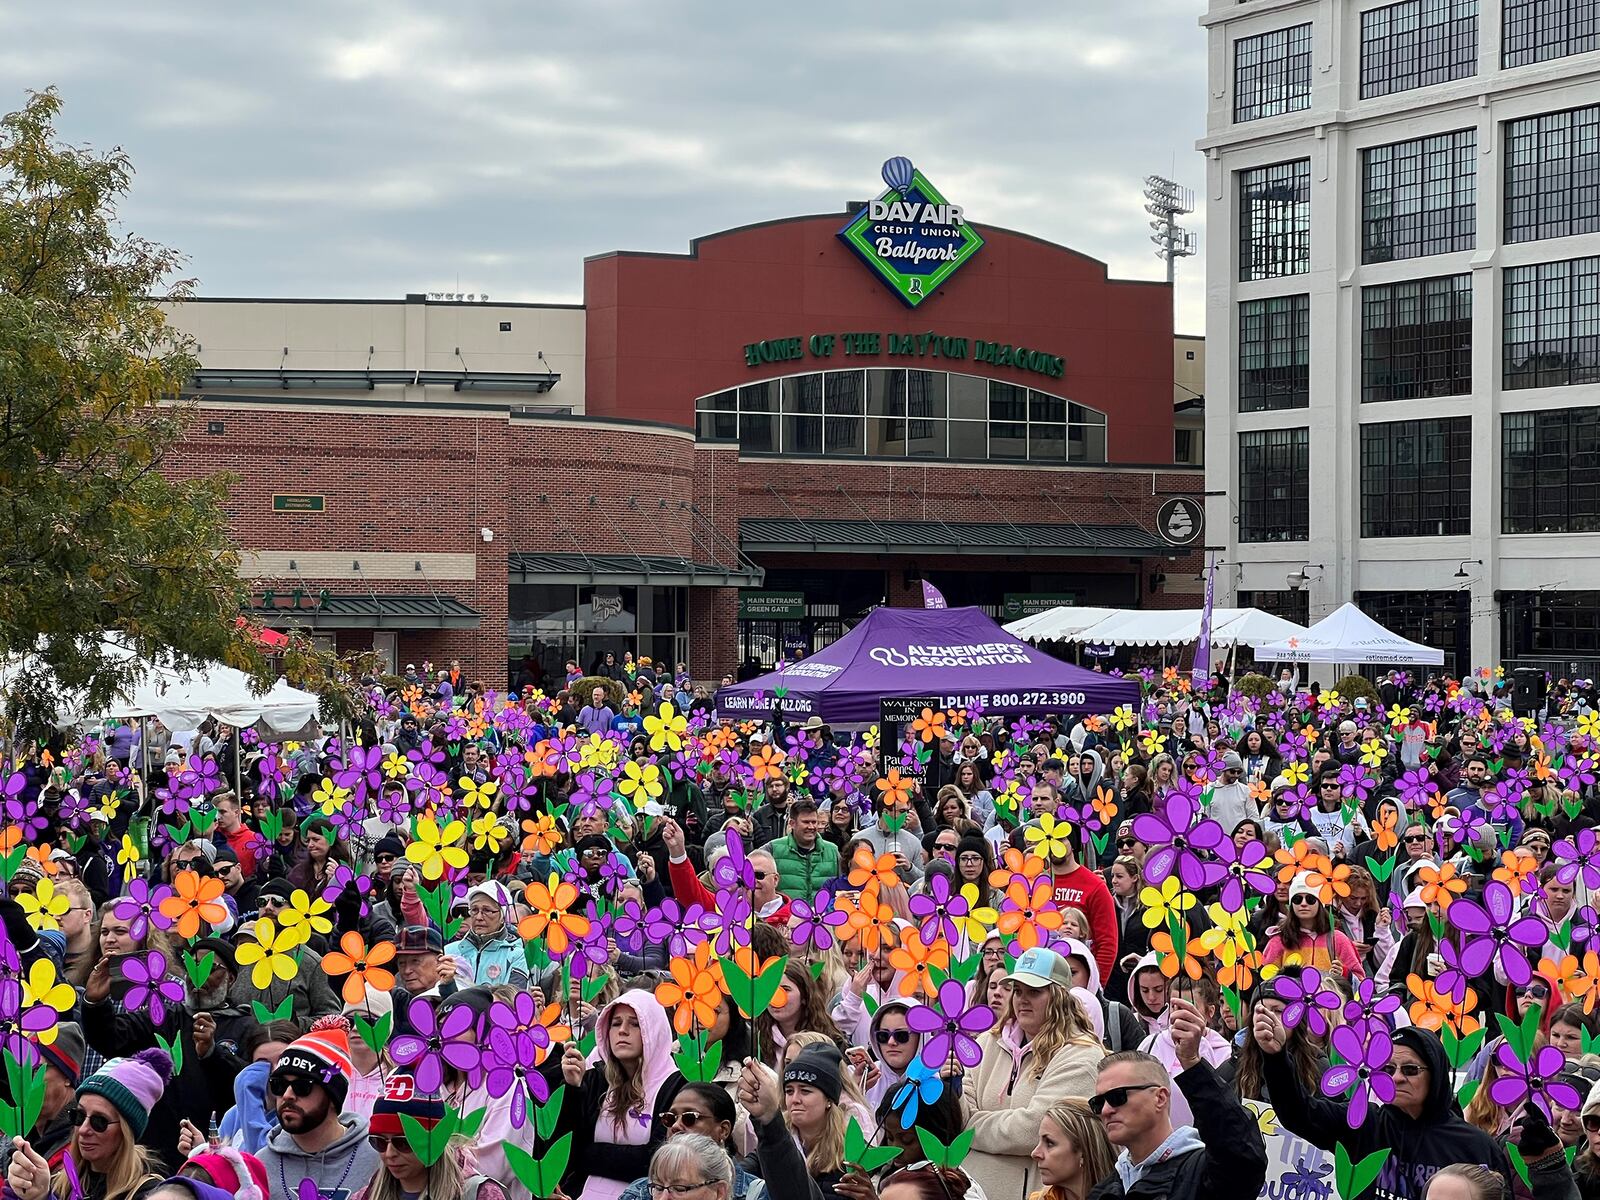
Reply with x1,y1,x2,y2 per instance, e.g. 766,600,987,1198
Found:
233,728,242,800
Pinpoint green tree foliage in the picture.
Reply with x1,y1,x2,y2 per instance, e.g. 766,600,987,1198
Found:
0,89,260,734
1232,672,1275,703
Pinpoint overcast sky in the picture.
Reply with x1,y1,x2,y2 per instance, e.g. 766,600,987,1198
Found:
2,2,1209,333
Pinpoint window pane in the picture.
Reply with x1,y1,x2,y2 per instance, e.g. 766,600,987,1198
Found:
739,382,777,412
1029,425,1067,463
1362,274,1473,401
1069,424,1107,463
697,411,738,439
1504,256,1600,390
867,369,907,416
739,412,776,453
990,382,1028,423
782,374,823,414
990,422,1028,459
949,374,988,420
1238,428,1311,541
907,371,947,419
825,370,865,415
824,415,864,455
1504,0,1600,66
1505,104,1600,244
1239,294,1311,411
782,414,822,455
1360,416,1472,536
907,417,948,458
1360,0,1478,98
949,420,987,459
697,389,736,411
1502,405,1600,532
1029,391,1066,424
867,416,907,456
1362,129,1476,263
1234,24,1314,122
1239,160,1311,281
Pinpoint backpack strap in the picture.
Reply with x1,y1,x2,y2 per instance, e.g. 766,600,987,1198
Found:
1107,1001,1125,1052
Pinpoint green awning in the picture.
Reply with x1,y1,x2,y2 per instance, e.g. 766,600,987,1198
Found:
509,553,763,587
245,594,483,630
739,517,1169,557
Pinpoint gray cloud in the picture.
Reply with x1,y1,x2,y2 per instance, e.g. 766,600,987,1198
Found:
4,0,1207,331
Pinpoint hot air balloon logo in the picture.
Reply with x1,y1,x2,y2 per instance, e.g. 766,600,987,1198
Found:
881,156,915,199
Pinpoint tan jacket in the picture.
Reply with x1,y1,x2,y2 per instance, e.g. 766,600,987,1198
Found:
961,1024,1102,1200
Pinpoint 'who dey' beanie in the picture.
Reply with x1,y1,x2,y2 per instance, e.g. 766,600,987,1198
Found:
78,1047,172,1139
271,1017,355,1107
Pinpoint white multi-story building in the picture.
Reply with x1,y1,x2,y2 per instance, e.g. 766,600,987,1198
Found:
1201,0,1600,676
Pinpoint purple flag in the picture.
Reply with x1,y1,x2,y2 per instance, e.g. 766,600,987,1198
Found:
921,580,947,609
1193,551,1217,685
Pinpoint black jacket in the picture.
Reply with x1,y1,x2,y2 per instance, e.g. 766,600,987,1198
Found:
549,1061,687,1197
1087,1060,1267,1200
1262,1025,1511,1199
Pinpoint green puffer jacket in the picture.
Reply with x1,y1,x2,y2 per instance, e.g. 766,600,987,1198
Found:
766,834,840,899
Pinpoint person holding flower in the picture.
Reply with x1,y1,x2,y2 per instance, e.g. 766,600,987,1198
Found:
1260,874,1364,978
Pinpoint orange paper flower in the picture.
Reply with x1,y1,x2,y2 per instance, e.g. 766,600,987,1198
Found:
848,845,901,891
988,845,1048,890
750,744,787,782
875,769,913,807
24,845,59,877
159,870,229,940
1416,862,1467,911
995,877,1063,951
521,813,562,856
1151,926,1204,981
1091,787,1118,827
836,882,897,954
1492,849,1538,894
887,928,949,998
1304,862,1352,905
321,931,397,1006
655,952,721,1035
910,708,948,745
518,876,591,956
1373,809,1399,854
1543,952,1600,1014
1407,974,1481,1037
1274,841,1331,886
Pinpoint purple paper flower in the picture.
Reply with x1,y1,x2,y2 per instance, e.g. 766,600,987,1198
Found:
1341,977,1402,1039
1273,968,1343,1037
1130,784,1227,891
908,874,970,947
712,828,756,891
389,996,482,1092
111,879,175,942
1556,827,1600,890
790,889,848,953
907,978,996,1069
644,899,709,958
1439,880,1547,994
1217,837,1276,911
1321,1023,1395,1127
121,951,185,1025
1491,1041,1582,1121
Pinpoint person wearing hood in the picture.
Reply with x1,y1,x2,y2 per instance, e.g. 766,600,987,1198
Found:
257,1022,381,1200
962,947,1104,1200
1060,938,1144,1053
1124,953,1170,1035
553,988,685,1200
1256,1013,1512,1199
1133,975,1232,1129
217,1058,275,1154
1086,997,1267,1200
443,881,530,990
862,997,922,1109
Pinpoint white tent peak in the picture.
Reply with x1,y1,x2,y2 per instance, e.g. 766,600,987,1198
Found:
1253,602,1444,666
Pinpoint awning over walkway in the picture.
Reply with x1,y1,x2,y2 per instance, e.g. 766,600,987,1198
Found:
739,517,1170,557
244,594,483,630
509,553,764,587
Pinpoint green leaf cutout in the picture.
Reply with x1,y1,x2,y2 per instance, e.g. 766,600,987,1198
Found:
181,949,216,990
154,1030,184,1078
401,1110,452,1168
1364,855,1397,884
535,1086,566,1141
353,1011,393,1057
506,1132,572,1198
948,953,980,985
251,995,294,1024
1334,1143,1390,1200
1506,1143,1532,1190
844,1116,900,1172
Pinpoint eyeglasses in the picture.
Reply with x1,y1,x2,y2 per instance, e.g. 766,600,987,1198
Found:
268,1074,316,1098
1530,982,1550,1000
1088,1083,1161,1114
68,1109,113,1133
663,1110,706,1129
1378,1063,1426,1078
368,1135,417,1154
875,1029,912,1045
958,854,985,865
647,1183,716,1197
1290,895,1321,907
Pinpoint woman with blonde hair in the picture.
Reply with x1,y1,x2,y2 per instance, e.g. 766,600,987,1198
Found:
782,1031,872,1133
7,1050,169,1200
962,947,1104,1200
1029,1101,1116,1200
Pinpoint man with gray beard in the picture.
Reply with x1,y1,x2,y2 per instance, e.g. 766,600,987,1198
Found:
187,936,250,1119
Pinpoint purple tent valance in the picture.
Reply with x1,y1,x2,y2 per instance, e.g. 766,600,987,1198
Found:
714,606,1137,724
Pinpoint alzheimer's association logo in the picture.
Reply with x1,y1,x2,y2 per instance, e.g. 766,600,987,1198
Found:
870,647,911,668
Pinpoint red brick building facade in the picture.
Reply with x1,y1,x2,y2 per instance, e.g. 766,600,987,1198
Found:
167,203,1204,687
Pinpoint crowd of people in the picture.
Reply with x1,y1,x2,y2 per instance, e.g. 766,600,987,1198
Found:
0,657,1596,1200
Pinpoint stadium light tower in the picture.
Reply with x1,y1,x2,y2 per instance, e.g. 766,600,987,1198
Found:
1144,174,1196,285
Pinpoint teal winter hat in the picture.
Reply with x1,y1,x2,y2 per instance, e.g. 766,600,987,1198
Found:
77,1047,172,1138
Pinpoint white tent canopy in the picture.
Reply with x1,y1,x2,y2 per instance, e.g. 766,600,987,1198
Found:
4,640,321,733
1252,602,1444,666
1004,606,1309,649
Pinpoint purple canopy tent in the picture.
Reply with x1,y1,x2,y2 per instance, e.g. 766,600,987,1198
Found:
714,606,1137,724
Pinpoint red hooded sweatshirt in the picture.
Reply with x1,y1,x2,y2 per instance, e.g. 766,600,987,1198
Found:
1052,862,1118,983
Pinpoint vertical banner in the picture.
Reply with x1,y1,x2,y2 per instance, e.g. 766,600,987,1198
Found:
1192,550,1217,685
921,580,948,609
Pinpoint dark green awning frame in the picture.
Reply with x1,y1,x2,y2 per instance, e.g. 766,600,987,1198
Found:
244,594,483,630
738,517,1170,558
509,553,764,587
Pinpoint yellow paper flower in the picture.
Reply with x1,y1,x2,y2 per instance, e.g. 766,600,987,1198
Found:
458,777,500,811
864,725,880,749
1140,876,1197,930
1110,705,1136,732
1359,739,1388,767
1140,729,1167,756
1580,712,1600,742
279,889,334,938
579,733,620,770
471,812,506,854
382,752,411,780
23,958,75,1015
1387,704,1412,725
618,760,665,807
235,918,304,990
1317,689,1341,708
953,882,999,941
644,702,688,753
1024,812,1073,859
116,835,141,883
406,817,469,881
17,879,70,932
1281,760,1309,786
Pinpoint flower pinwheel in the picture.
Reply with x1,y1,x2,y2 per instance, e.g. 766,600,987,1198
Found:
406,816,469,881
849,846,902,891
470,812,507,855
1491,1040,1582,1121
1273,968,1342,1037
1217,837,1276,911
235,919,304,990
618,760,664,808
1321,1024,1395,1128
996,877,1064,951
17,879,70,933
875,769,913,808
645,702,689,753
790,888,849,953
322,932,397,1006
888,929,949,998
390,995,481,1092
159,870,229,939
1438,880,1547,993
458,777,499,812
518,875,591,956
1416,861,1468,910
655,953,721,1034
122,951,186,1025
749,744,786,782
1024,813,1074,860
20,959,75,1020
1556,827,1600,890
908,978,996,1069
1140,877,1198,931
483,993,558,1126
110,878,174,942
1130,785,1227,891
889,1057,945,1126
908,873,970,947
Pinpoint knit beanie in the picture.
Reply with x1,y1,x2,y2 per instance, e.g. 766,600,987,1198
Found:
258,877,294,903
784,1046,844,1103
270,1017,354,1107
78,1047,172,1138
186,1147,268,1200
374,834,406,860
38,1021,85,1086
369,1073,446,1138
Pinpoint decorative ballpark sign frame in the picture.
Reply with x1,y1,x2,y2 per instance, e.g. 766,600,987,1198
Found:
838,157,984,308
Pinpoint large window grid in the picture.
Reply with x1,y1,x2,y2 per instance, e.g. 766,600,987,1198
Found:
1362,130,1477,263
1503,257,1600,389
1234,25,1313,122
1239,160,1312,281
1238,295,1310,412
694,369,1108,464
1505,105,1600,244
1503,408,1600,533
1503,0,1600,67
1359,417,1472,537
1361,274,1472,402
1238,428,1310,542
1360,0,1478,98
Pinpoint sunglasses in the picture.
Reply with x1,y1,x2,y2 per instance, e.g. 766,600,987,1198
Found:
1404,834,1429,843
1585,1114,1600,1133
375,854,396,865
1290,895,1321,906
752,870,769,881
368,1135,417,1154
68,1109,113,1133
875,1029,912,1045
663,1110,706,1129
268,1074,316,1098
1530,982,1550,999
1088,1083,1161,1114
935,843,958,853
1378,1063,1425,1078
1117,839,1137,849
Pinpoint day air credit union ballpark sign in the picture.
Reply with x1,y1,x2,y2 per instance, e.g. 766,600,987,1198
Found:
839,157,983,308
